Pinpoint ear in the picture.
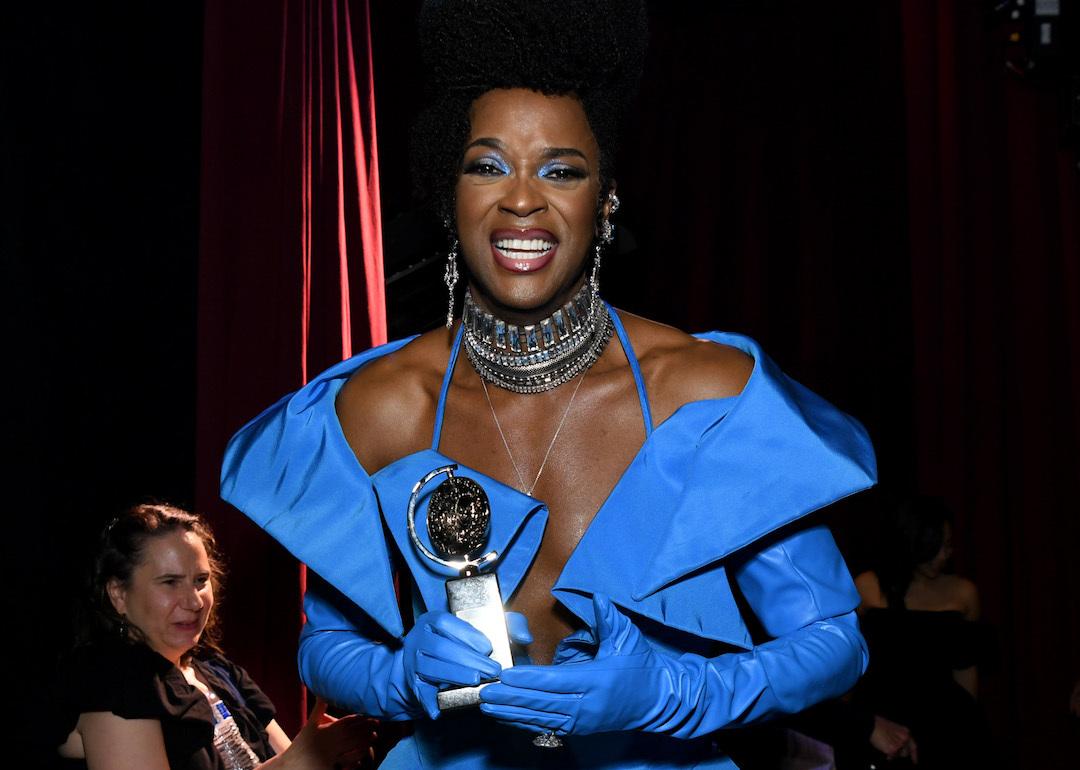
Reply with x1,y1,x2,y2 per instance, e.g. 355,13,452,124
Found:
106,578,127,616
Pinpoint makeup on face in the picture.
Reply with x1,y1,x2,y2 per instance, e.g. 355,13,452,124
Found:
455,88,602,317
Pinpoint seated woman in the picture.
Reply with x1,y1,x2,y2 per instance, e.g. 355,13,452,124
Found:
52,503,375,770
853,495,993,769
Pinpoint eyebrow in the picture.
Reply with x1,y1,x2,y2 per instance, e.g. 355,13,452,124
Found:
464,138,588,161
155,571,210,580
464,137,505,152
541,147,587,161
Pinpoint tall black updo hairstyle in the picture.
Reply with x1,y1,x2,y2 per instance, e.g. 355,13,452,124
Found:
78,503,226,660
411,0,649,224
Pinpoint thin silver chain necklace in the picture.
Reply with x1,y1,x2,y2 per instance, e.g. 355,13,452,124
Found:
479,370,587,497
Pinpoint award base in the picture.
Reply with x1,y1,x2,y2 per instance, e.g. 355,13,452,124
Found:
436,571,514,711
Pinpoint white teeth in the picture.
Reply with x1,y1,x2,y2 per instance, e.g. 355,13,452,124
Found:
493,238,555,253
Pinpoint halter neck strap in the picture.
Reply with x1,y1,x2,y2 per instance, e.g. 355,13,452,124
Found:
607,305,653,437
431,325,464,450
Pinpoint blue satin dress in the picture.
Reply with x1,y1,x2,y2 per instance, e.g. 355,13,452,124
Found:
221,309,877,769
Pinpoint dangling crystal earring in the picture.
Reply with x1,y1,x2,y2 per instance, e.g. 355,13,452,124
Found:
600,218,614,244
444,237,459,329
591,241,603,298
118,614,129,638
591,192,618,300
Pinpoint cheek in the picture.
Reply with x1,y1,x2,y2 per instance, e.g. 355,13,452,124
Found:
557,185,601,228
127,590,167,626
455,183,495,228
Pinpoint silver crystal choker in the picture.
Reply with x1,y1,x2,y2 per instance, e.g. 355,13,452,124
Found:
461,284,613,394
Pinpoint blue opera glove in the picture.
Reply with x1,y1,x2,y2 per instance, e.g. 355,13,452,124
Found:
400,611,505,719
479,594,864,738
479,594,689,735
299,576,533,722
300,604,519,721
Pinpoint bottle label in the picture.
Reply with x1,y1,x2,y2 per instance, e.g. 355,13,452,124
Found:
212,699,232,723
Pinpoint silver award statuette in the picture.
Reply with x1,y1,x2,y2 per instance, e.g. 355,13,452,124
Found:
407,465,514,711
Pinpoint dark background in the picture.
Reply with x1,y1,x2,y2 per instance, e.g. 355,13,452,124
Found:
6,1,1078,768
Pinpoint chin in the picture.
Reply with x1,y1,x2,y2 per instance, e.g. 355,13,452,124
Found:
474,275,585,317
165,629,204,653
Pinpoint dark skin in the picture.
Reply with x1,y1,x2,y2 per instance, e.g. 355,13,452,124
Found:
336,89,753,664
337,313,751,662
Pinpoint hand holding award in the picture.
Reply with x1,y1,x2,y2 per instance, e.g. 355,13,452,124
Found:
407,465,516,711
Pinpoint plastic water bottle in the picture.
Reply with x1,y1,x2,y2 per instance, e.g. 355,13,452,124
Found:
207,692,260,769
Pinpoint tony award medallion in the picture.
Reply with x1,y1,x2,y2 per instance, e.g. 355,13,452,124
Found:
407,464,514,711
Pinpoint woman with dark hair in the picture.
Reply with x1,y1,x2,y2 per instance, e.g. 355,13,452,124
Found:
853,495,991,768
52,503,375,770
221,2,877,768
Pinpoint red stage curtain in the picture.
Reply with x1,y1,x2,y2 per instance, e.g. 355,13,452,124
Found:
196,0,384,734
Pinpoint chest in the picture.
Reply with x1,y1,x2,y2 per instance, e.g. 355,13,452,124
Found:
435,380,648,661
904,580,967,614
439,380,647,561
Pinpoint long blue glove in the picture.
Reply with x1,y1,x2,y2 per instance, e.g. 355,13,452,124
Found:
479,594,864,738
300,577,533,721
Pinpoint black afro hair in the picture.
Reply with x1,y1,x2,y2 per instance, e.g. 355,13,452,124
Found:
411,0,649,223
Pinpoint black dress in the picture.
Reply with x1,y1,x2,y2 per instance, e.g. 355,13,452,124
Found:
49,639,277,769
853,607,994,769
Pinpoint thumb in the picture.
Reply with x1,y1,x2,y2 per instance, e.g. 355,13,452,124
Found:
592,594,623,652
592,593,645,656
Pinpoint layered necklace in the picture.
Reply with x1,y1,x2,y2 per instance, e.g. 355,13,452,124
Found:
461,282,613,395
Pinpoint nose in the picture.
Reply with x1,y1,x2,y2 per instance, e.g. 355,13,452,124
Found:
181,584,206,611
499,175,546,219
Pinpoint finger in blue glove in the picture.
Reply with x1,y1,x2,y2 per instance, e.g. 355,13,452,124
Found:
551,626,596,666
403,611,503,719
505,611,534,646
479,594,687,735
480,594,867,738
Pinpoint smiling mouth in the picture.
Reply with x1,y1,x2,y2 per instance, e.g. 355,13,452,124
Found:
490,228,559,273
493,238,555,260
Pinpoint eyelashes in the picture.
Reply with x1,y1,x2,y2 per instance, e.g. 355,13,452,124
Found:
539,162,587,181
462,156,588,182
463,156,511,176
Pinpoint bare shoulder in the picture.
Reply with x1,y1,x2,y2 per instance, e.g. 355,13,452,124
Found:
615,311,753,424
335,329,451,472
943,574,981,620
854,570,887,610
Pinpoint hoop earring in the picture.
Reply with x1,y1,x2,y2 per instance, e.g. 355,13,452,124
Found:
444,238,459,330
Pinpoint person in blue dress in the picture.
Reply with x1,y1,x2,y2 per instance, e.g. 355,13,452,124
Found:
221,1,877,767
